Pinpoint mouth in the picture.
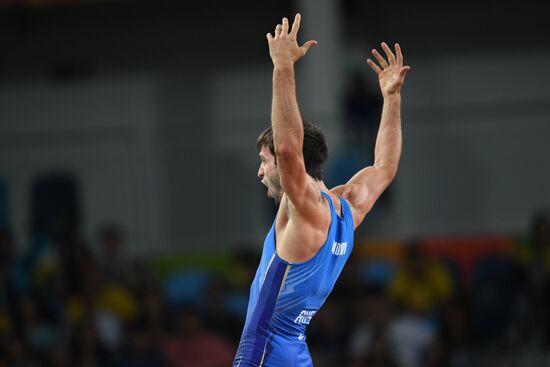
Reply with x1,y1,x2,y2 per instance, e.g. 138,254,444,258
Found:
260,181,270,197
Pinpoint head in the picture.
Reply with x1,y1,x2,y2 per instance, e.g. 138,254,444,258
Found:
404,239,426,277
532,209,550,248
98,223,124,257
256,120,328,203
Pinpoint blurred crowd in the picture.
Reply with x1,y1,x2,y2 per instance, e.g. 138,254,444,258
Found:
1,210,550,367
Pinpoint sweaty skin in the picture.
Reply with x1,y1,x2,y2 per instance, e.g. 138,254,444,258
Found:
262,14,409,263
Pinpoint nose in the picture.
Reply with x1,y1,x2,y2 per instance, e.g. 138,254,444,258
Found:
257,164,264,179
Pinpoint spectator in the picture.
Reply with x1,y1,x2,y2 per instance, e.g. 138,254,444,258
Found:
389,240,453,314
531,210,550,346
97,224,130,285
386,240,452,367
201,278,243,342
4,336,36,367
349,286,393,364
162,305,234,367
354,326,399,367
70,318,108,367
518,210,550,347
342,71,382,152
308,300,350,365
425,302,472,367
118,320,166,367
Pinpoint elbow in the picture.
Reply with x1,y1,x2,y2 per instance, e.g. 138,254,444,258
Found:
388,165,399,181
380,164,398,184
274,143,301,161
374,156,400,178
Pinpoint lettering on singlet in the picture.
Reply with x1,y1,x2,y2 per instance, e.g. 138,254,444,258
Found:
294,310,316,325
331,241,347,256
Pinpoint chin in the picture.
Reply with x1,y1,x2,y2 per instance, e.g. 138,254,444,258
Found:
272,192,283,205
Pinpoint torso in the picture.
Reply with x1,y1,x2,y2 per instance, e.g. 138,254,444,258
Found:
232,192,355,367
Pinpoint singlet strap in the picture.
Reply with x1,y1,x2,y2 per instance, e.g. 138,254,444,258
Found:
339,196,354,229
320,191,336,215
321,191,346,221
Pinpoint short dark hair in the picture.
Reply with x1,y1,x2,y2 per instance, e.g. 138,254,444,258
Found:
256,120,328,180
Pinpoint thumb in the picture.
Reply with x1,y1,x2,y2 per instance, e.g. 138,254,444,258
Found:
400,66,410,77
300,40,318,54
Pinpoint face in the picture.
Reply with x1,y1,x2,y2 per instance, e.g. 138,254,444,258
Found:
257,145,283,203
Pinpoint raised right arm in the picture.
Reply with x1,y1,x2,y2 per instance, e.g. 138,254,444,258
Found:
267,14,320,219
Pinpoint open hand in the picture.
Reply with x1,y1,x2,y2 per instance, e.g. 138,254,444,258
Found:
367,42,410,97
266,14,317,68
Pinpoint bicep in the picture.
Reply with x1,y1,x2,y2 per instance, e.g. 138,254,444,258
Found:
341,166,395,226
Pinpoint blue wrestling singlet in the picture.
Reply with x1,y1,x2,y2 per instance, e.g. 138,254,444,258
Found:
233,192,355,366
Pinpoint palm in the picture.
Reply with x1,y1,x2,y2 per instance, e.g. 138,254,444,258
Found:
379,66,406,95
367,42,410,96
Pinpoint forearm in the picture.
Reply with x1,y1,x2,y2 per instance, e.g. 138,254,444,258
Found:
373,94,402,176
272,65,303,155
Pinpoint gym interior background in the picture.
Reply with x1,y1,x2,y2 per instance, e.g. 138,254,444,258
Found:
1,0,549,366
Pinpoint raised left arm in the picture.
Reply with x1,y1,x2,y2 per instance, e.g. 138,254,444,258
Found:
336,43,410,227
